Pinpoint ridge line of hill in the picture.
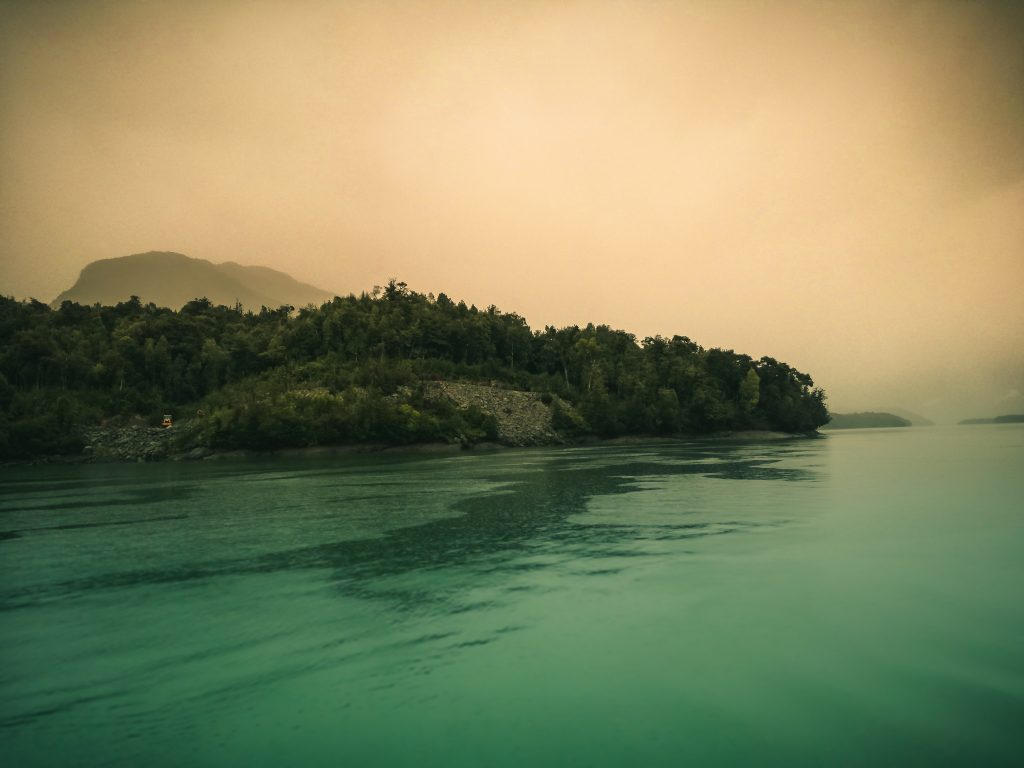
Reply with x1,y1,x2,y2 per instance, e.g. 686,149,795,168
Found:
52,251,335,312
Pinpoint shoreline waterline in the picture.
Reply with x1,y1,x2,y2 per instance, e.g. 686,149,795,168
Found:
2,429,820,469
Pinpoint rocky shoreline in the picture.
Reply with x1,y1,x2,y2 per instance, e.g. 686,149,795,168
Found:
7,427,815,467
3,382,816,467
72,426,213,463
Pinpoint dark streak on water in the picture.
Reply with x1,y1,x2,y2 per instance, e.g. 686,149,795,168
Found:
0,451,803,610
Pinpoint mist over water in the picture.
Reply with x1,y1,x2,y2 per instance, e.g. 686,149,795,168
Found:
2,426,1023,766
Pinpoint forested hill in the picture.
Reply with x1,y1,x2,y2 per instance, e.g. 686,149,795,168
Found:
822,412,912,429
0,281,829,459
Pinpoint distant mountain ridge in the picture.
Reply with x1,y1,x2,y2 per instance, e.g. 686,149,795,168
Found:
52,251,336,311
959,414,1024,425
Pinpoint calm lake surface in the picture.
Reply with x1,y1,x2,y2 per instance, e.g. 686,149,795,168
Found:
2,425,1023,766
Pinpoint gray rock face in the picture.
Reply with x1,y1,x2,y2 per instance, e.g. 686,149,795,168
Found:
425,381,562,446
81,426,173,462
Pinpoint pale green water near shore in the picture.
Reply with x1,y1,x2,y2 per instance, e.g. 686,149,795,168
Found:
2,425,1023,766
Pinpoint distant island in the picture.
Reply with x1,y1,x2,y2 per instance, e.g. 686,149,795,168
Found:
958,414,1024,425
877,407,934,426
1,266,830,461
821,412,912,429
52,251,335,312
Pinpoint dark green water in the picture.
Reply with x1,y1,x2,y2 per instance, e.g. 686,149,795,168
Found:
2,426,1023,766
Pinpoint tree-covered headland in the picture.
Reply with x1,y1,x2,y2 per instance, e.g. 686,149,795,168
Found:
822,412,911,429
0,281,829,459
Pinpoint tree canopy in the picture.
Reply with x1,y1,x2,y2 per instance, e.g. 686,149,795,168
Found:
0,282,829,458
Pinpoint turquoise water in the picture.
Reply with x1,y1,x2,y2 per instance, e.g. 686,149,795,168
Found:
2,426,1023,766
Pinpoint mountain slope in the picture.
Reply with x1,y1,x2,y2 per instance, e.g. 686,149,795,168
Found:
214,261,336,309
52,251,335,311
878,407,935,426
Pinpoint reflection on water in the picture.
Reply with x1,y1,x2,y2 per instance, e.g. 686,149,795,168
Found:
1,430,1022,767
0,442,814,610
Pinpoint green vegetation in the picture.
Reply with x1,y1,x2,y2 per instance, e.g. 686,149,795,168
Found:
822,412,912,429
0,281,829,459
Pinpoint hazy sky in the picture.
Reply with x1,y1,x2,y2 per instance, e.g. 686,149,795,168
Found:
1,0,1022,422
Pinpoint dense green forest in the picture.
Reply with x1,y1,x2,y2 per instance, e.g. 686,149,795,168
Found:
0,281,829,459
